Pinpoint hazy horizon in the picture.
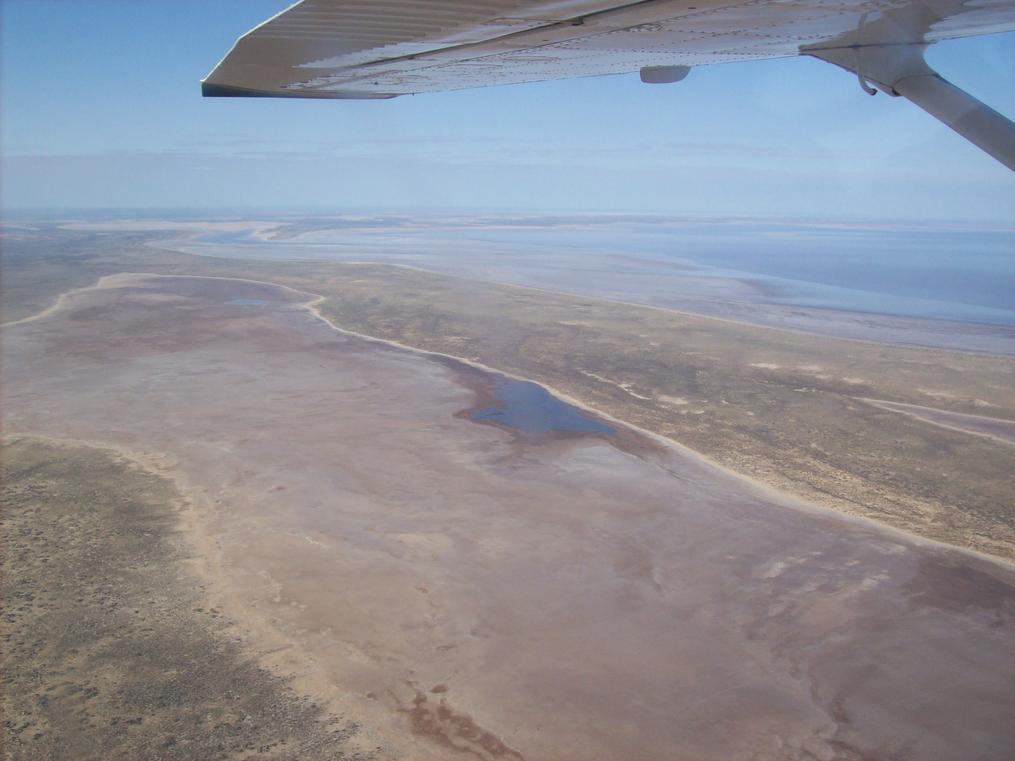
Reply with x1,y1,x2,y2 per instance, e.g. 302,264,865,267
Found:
3,1,1014,223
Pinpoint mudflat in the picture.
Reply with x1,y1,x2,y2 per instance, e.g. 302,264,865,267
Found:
4,273,1015,760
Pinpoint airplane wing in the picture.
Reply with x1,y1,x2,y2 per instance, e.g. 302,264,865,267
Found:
202,0,1015,170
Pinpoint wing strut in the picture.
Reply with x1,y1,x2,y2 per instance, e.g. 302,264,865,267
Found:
809,44,1015,171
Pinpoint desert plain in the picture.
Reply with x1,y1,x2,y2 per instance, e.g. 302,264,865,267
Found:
3,256,1015,761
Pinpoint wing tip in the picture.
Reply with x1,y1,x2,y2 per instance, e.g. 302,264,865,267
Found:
201,80,399,99
201,81,281,98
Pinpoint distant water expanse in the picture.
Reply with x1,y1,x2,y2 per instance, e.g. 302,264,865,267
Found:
178,218,1015,327
91,214,1012,352
446,222,1015,327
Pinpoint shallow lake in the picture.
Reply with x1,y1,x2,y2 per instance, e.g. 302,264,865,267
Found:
470,377,616,435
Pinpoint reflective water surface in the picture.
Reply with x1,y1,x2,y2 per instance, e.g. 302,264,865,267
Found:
469,376,617,435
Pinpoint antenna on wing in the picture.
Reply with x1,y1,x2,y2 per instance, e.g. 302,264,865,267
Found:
852,14,878,96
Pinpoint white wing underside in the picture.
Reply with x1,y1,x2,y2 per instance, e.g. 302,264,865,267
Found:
202,0,1015,168
203,0,1015,97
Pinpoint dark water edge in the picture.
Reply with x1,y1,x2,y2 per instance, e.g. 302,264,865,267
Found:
422,354,621,440
470,376,616,435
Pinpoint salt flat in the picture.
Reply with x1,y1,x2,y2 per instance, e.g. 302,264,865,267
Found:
4,273,1014,761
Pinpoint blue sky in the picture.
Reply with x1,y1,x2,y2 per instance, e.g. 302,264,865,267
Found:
2,0,1014,222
